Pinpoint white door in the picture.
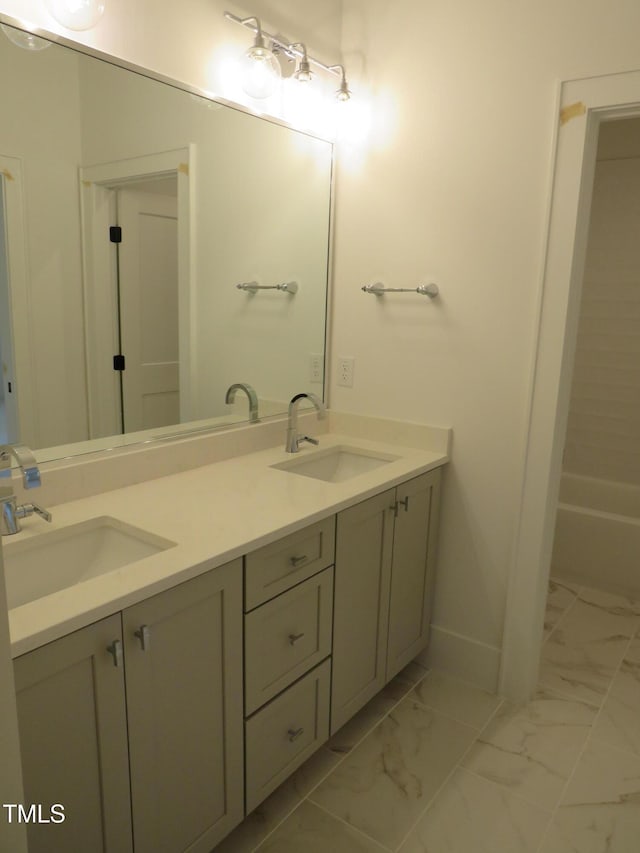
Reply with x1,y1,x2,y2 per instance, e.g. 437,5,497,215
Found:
117,187,179,432
0,179,19,444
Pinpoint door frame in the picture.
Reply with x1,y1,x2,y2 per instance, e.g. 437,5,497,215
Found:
0,155,38,447
80,146,196,439
500,69,640,701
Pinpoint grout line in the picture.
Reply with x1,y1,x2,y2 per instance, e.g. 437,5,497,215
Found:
533,590,639,853
391,692,507,852
310,799,394,852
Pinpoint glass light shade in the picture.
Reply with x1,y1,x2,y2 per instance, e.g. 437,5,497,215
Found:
1,24,51,51
336,81,351,102
46,0,105,31
294,59,313,83
241,45,281,100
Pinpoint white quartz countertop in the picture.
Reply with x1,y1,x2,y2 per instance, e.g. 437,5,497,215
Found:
5,431,448,657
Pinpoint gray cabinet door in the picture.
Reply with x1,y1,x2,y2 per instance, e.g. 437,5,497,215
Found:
14,614,132,853
386,469,441,680
123,560,244,853
331,489,394,733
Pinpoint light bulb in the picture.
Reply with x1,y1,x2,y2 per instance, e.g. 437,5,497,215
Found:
241,43,281,100
46,0,105,31
1,24,51,51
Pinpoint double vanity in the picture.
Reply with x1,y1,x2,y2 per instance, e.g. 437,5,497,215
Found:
2,420,448,853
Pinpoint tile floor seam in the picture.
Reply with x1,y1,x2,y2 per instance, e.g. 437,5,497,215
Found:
389,691,508,852
315,669,430,789
457,763,555,816
307,798,394,852
531,611,636,853
403,692,504,732
543,582,580,646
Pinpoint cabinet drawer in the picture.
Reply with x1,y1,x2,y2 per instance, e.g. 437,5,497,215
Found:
245,568,333,715
245,658,330,813
244,517,335,610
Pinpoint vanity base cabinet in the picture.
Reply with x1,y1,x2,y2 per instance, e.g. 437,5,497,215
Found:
331,490,394,733
14,614,133,853
331,470,442,734
386,470,441,681
14,559,244,853
123,561,244,853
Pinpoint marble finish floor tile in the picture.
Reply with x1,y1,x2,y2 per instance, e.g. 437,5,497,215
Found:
310,697,477,851
397,767,550,853
328,662,428,758
592,637,640,758
215,746,341,853
409,670,503,730
538,591,640,706
538,738,640,853
256,800,390,853
461,688,597,810
544,579,579,639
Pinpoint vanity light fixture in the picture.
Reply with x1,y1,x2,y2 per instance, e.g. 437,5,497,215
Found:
45,0,105,31
237,15,281,99
290,43,312,83
331,65,351,102
224,11,351,101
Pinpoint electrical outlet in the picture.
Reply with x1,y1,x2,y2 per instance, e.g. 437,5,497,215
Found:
310,354,324,383
338,357,355,388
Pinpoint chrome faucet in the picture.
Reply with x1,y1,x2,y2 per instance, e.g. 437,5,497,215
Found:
285,392,327,453
225,382,260,423
0,444,52,536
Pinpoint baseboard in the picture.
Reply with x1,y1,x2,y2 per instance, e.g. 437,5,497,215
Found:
417,625,502,694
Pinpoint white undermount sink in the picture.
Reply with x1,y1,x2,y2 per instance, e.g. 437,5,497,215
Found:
271,445,398,483
3,516,176,610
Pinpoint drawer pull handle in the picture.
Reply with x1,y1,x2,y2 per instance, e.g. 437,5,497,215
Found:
134,625,151,651
290,555,308,567
287,727,304,742
288,632,305,646
106,639,123,668
400,496,410,512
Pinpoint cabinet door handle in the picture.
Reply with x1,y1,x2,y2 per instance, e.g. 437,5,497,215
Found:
134,625,151,651
391,502,399,518
288,632,305,646
289,554,308,567
287,727,304,742
106,639,123,668
400,496,410,512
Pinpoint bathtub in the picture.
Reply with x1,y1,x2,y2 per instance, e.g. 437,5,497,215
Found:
551,473,640,599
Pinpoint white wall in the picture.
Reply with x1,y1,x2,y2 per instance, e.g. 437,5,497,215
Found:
334,0,640,687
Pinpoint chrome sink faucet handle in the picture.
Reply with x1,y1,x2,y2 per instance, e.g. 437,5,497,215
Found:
0,443,42,489
0,444,52,535
285,392,327,453
225,383,260,423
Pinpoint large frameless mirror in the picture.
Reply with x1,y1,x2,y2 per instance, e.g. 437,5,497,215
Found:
0,21,332,461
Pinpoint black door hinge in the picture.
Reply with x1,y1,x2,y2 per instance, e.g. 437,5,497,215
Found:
110,226,122,243
113,354,126,371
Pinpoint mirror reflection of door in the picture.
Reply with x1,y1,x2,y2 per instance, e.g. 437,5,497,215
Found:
115,180,179,433
0,178,18,445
